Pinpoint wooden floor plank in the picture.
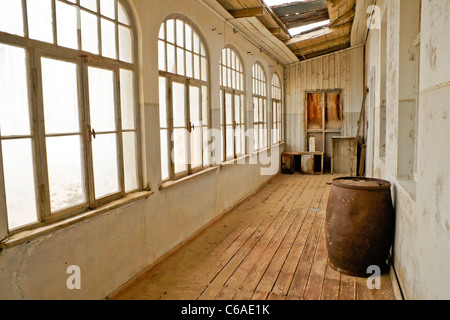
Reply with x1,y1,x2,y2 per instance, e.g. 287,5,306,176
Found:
111,174,397,301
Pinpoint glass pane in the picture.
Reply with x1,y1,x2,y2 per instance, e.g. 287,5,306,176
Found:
81,0,97,11
81,10,99,54
159,77,167,128
225,93,232,125
186,51,193,78
193,54,200,80
101,18,117,59
46,136,85,212
167,44,175,74
88,67,116,132
0,44,31,136
185,24,192,51
226,126,233,159
41,58,80,135
56,1,79,49
173,128,187,174
235,94,241,124
100,0,115,19
27,0,54,43
166,19,175,44
191,127,202,168
253,124,258,151
158,40,166,71
201,57,207,81
189,86,200,126
176,20,184,47
92,133,119,198
2,139,38,230
172,82,185,128
118,2,130,25
0,0,24,36
193,32,200,54
119,25,133,63
123,132,138,192
176,47,184,76
202,86,208,126
203,126,210,166
120,69,135,130
158,22,165,40
160,129,169,180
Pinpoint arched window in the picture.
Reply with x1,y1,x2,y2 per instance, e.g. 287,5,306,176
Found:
272,73,283,144
220,47,245,161
252,63,267,151
0,0,140,233
158,18,210,181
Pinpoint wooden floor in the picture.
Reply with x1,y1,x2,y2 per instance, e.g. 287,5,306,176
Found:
111,174,397,300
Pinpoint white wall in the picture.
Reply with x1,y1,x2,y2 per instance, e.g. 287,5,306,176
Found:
0,0,284,300
284,46,364,153
364,0,450,300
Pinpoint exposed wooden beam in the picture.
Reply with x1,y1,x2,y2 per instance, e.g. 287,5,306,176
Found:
230,7,265,18
294,34,351,55
285,21,352,46
329,7,355,28
300,42,350,60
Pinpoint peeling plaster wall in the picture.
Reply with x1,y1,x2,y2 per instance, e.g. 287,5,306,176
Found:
0,0,284,300
364,0,450,300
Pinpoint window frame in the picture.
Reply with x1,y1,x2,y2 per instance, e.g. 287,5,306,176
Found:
158,17,211,183
252,62,268,152
220,46,246,162
271,72,283,145
0,0,142,235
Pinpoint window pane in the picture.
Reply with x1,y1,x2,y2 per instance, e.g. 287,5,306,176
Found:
191,127,202,168
185,24,192,51
0,44,31,136
159,77,167,128
2,139,38,230
190,86,200,126
176,20,184,47
160,129,169,180
193,54,200,80
81,0,97,11
119,25,133,63
41,58,80,134
203,126,210,166
123,132,138,192
173,128,187,174
46,136,85,212
158,40,166,71
202,86,208,126
81,10,99,54
101,18,117,59
27,0,54,43
177,47,185,76
120,69,135,130
166,19,175,44
225,93,232,125
100,0,115,19
201,57,207,81
167,44,175,74
0,0,24,36
186,51,193,78
193,32,200,54
226,126,233,159
92,133,119,198
118,2,130,25
172,82,185,128
56,1,79,49
88,67,116,132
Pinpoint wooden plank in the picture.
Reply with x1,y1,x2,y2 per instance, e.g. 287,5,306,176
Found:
230,7,265,18
339,274,356,300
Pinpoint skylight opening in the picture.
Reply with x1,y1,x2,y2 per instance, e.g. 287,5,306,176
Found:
288,19,330,37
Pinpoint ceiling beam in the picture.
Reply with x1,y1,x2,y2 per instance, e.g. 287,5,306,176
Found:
284,21,352,46
294,34,351,55
300,42,350,60
230,7,265,18
329,7,355,28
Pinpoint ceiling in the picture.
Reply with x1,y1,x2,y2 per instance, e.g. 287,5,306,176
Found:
216,0,356,62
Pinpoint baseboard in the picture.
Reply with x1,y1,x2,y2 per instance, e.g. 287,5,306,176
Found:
106,174,279,300
389,263,405,300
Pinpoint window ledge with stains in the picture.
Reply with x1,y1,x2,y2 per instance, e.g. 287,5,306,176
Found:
0,190,154,250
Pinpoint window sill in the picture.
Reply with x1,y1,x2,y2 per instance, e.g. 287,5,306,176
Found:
159,166,218,191
0,190,154,250
220,154,250,168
